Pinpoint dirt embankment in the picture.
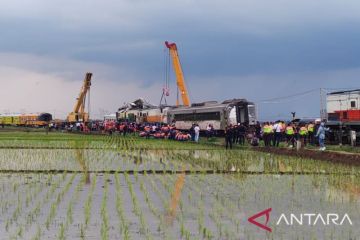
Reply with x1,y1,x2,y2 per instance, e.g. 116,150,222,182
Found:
255,147,360,166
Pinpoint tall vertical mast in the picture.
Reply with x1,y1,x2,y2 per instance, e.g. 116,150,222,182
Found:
165,41,190,107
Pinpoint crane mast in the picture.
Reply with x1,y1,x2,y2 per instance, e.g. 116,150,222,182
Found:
67,72,92,122
165,41,191,107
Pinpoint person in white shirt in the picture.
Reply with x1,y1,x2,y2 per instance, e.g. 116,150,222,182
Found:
272,121,283,147
152,125,157,133
194,124,200,142
206,124,212,140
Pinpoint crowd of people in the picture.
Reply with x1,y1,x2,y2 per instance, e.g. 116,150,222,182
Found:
47,118,329,151
104,120,196,141
224,123,250,149
223,120,328,150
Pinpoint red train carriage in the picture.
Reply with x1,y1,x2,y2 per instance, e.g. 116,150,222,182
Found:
326,89,360,143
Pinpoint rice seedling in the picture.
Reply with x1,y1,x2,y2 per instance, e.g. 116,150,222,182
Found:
31,225,41,240
100,174,109,240
33,173,76,239
0,132,359,239
114,172,129,238
84,174,97,229
139,177,160,219
124,172,153,239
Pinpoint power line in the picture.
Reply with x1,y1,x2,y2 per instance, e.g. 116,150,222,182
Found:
258,88,319,104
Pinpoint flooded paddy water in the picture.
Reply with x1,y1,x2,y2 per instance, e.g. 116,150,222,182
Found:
0,133,359,239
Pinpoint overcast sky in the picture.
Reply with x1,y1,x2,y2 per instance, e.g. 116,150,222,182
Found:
0,0,359,120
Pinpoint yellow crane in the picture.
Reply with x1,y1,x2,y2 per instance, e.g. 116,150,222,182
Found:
67,72,92,122
165,41,191,107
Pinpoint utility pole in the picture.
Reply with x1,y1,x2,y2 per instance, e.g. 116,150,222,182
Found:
320,88,324,120
291,112,296,120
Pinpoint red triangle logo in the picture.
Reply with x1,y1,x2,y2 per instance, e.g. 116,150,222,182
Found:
248,208,272,232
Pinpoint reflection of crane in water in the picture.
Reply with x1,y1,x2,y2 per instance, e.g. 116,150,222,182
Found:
144,149,186,225
166,165,186,225
133,150,144,165
75,144,90,184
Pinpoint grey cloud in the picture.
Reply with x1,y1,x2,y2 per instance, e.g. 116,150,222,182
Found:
1,0,360,119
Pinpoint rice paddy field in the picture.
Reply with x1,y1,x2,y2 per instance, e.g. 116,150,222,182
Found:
0,132,359,240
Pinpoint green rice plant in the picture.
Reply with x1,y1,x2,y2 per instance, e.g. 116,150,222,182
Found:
58,223,65,240
55,175,85,240
100,174,109,240
114,173,130,239
25,175,62,228
31,225,41,240
138,178,160,219
1,130,360,239
84,174,97,229
5,219,10,232
42,174,75,234
80,224,85,240
179,174,240,238
4,175,63,238
147,175,169,212
124,172,152,239
17,226,23,238
10,192,22,224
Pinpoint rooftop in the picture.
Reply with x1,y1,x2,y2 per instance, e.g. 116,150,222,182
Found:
328,89,360,95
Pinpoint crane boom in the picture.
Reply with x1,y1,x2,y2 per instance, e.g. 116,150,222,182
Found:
67,72,92,122
165,41,190,107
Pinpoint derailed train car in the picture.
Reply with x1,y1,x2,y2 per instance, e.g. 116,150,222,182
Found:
116,99,172,124
117,106,172,124
117,98,257,133
0,113,52,127
168,99,257,132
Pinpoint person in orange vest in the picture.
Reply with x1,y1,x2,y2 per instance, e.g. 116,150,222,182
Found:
285,123,295,148
299,124,308,147
144,125,151,139
307,122,315,145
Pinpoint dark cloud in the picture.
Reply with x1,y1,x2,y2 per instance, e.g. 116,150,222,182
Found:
0,0,360,119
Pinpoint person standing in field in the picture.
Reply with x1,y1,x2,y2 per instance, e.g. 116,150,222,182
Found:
123,123,128,136
315,122,329,151
299,124,308,147
262,122,272,147
232,124,239,144
307,122,315,145
194,124,200,143
225,125,233,149
272,121,282,147
189,124,195,141
255,121,262,139
285,122,295,148
206,124,212,140
238,123,246,145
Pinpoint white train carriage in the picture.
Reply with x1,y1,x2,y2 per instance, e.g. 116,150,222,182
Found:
168,99,256,132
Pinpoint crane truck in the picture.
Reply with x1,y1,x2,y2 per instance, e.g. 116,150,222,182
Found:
67,72,92,123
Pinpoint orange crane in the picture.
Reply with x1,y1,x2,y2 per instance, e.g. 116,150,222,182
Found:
67,72,92,122
165,41,191,107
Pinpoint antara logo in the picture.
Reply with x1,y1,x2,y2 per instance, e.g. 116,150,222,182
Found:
248,208,272,232
276,213,353,226
248,209,353,232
